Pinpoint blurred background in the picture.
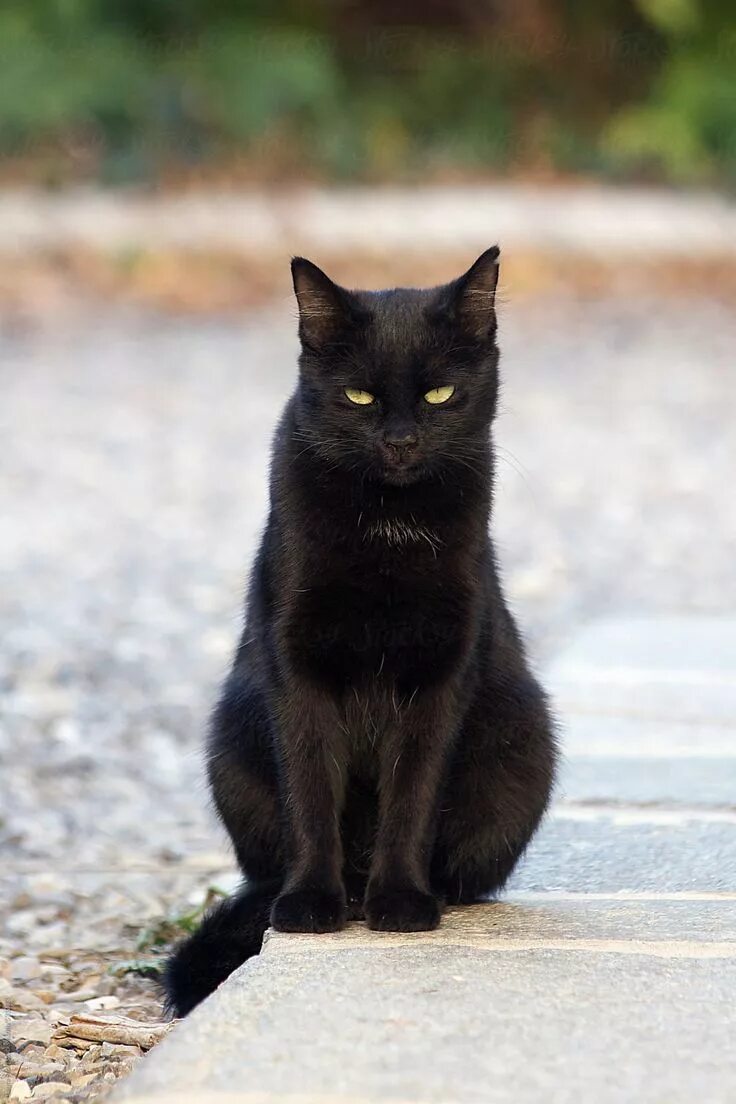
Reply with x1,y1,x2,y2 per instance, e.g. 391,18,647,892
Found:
1,2,735,1100
1,0,735,186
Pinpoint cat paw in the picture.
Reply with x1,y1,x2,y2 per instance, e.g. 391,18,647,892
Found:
270,889,346,933
365,888,442,932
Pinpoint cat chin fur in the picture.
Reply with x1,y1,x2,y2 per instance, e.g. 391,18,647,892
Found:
363,518,442,553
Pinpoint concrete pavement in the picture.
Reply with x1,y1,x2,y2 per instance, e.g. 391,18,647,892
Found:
113,617,736,1103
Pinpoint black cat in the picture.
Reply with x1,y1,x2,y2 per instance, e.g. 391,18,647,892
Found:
164,249,557,1016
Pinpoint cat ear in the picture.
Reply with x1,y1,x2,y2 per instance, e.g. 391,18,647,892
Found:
291,257,358,350
440,246,500,340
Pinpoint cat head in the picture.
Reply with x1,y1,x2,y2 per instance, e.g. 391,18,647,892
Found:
292,249,500,487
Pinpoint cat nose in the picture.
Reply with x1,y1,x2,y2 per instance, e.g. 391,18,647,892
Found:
383,429,418,451
380,428,419,467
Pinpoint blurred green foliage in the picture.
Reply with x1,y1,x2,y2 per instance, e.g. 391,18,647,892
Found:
0,0,733,185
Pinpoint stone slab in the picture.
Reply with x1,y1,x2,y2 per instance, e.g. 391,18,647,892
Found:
561,714,736,758
548,617,736,723
560,755,736,807
552,681,736,725
112,618,736,1103
509,811,736,893
115,903,736,1104
557,708,736,807
262,898,736,949
551,617,736,676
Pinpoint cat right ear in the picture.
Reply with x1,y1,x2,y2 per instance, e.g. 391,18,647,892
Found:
432,247,500,341
291,257,358,351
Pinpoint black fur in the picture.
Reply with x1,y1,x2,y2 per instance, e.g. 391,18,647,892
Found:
164,248,557,1016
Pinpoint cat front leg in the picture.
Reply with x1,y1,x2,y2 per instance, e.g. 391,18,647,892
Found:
270,683,348,933
365,686,456,932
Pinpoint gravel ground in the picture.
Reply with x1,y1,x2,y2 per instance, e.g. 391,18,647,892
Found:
2,291,735,1100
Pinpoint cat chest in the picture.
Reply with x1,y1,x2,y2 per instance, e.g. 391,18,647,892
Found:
282,576,471,690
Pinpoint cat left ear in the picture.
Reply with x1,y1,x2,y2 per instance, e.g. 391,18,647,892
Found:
441,246,500,340
291,257,358,351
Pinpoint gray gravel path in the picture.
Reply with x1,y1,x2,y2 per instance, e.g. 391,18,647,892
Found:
3,292,735,870
2,291,735,1098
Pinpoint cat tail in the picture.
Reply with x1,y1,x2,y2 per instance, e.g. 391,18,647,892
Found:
163,880,278,1017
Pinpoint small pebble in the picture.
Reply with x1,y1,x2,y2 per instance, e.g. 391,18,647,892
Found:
69,1072,99,1088
11,1019,52,1046
18,1044,46,1059
10,958,42,982
100,1042,141,1058
25,1067,66,1083
60,989,98,1003
37,965,69,983
43,1045,68,1061
7,991,47,1013
84,995,121,1011
29,1084,70,1100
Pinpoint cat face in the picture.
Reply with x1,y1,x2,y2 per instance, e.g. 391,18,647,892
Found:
292,250,500,486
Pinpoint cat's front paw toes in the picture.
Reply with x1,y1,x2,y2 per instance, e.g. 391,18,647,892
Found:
365,888,442,932
270,889,346,934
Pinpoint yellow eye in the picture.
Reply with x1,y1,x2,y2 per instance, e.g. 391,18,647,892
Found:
345,388,375,405
424,385,455,405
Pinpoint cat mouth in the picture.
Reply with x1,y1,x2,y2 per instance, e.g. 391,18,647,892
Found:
380,461,425,486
